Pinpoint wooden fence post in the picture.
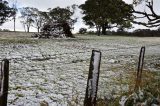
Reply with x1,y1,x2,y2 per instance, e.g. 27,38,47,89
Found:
84,50,101,106
0,59,9,106
135,46,145,91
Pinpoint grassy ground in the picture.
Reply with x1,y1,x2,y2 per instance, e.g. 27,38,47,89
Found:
0,32,160,105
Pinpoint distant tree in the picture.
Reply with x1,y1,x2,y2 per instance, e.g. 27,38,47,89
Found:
79,28,87,34
0,0,15,25
132,0,160,27
132,29,154,36
40,5,77,38
80,0,133,36
11,0,18,32
48,5,77,28
40,21,74,38
87,31,96,35
31,8,47,32
2,28,10,32
20,20,27,32
20,7,35,32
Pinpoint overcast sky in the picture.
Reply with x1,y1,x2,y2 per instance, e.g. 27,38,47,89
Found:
0,0,159,33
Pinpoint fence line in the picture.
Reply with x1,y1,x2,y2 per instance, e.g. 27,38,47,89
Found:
0,46,159,105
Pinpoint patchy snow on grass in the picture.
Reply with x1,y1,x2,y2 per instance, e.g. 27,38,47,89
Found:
0,34,159,105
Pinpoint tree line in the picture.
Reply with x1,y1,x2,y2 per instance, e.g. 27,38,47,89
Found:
78,27,160,37
0,0,160,36
80,0,160,36
19,5,77,33
0,0,77,34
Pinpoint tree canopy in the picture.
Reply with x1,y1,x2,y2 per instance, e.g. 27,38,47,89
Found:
80,0,133,35
0,0,15,25
37,6,77,38
79,28,87,34
48,6,77,28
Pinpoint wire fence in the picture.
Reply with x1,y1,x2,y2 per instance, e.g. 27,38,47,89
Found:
1,45,160,105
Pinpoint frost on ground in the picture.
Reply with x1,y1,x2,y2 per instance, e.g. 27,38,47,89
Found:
0,33,160,106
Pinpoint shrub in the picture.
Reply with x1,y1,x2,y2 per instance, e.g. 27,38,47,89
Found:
79,28,87,34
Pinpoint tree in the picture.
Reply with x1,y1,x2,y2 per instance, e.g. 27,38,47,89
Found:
79,28,87,34
40,21,74,38
0,0,15,25
12,0,18,32
48,6,77,28
80,0,133,36
40,6,77,38
132,0,160,27
31,8,47,33
20,7,35,32
9,0,18,32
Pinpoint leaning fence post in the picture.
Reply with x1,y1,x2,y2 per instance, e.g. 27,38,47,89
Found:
135,46,145,91
84,50,101,106
0,59,9,106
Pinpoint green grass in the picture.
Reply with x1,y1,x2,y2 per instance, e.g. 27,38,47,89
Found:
0,31,39,44
96,66,160,106
0,38,39,44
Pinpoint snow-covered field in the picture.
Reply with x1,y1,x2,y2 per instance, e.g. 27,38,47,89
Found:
0,32,160,106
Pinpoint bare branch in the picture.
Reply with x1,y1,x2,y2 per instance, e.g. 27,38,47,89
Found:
146,1,158,18
132,0,160,28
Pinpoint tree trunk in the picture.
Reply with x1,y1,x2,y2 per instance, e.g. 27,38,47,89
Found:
27,26,30,33
38,27,40,33
63,22,75,38
97,26,101,36
96,25,101,36
13,17,16,32
102,25,106,35
97,28,100,36
22,23,26,32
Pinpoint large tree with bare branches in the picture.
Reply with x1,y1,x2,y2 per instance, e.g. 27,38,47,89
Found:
132,0,160,27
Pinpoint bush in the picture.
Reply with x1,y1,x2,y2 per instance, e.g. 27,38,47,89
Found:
0,28,10,32
39,21,75,38
3,29,10,32
79,28,87,34
86,31,96,35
